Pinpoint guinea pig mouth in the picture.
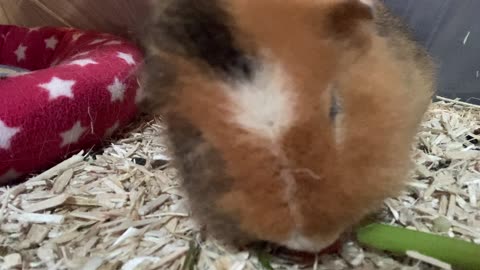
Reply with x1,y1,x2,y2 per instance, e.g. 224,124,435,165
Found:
246,239,342,264
275,240,343,261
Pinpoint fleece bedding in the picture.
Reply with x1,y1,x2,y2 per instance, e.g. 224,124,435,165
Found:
0,25,143,184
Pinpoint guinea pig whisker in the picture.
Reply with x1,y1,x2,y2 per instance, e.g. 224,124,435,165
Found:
293,168,322,180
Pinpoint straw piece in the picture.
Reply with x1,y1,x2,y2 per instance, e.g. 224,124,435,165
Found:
26,224,50,244
406,251,452,270
3,253,22,269
52,169,74,194
27,151,85,182
138,194,169,216
11,212,64,224
23,194,69,213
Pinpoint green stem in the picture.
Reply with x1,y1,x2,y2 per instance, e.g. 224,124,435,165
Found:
356,223,480,270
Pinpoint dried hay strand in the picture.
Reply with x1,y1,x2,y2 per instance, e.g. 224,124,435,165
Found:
0,98,479,270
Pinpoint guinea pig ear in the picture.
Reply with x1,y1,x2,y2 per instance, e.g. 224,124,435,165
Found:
323,0,375,48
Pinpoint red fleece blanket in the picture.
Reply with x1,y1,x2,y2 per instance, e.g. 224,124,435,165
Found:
0,25,143,184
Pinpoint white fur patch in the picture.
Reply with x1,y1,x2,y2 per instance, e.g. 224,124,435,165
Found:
226,62,296,142
226,61,305,238
225,60,342,252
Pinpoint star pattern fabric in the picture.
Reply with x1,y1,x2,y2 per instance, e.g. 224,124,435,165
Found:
0,25,143,185
89,39,106,45
71,33,83,42
0,169,20,184
108,77,127,102
0,120,20,150
68,59,97,67
105,121,120,138
39,77,76,100
14,44,27,62
60,121,86,147
117,52,136,65
45,36,58,50
104,40,123,46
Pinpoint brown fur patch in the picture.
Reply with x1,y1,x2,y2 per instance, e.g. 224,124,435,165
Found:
324,0,373,39
141,0,435,251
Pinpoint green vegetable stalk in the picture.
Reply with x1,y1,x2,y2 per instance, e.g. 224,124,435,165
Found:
356,223,480,270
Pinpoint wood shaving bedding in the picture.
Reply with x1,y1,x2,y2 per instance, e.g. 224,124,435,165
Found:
0,98,479,270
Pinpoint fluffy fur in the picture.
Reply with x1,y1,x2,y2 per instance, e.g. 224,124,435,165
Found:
139,0,435,252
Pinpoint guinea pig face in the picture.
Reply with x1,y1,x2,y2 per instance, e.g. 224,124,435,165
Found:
143,0,432,252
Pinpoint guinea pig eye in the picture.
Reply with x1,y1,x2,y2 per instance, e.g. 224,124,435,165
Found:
329,88,342,121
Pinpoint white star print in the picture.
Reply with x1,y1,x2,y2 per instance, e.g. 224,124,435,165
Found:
45,36,59,50
107,77,127,102
105,121,120,137
2,32,9,41
72,51,91,59
71,33,83,42
0,120,20,150
68,58,98,67
0,169,21,183
28,27,41,32
89,39,106,45
60,121,86,147
117,52,135,65
104,40,123,46
39,77,76,100
14,44,27,62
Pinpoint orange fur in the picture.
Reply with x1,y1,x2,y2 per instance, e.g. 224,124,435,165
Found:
141,0,435,251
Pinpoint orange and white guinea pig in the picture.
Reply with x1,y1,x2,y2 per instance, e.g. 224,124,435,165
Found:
139,0,435,252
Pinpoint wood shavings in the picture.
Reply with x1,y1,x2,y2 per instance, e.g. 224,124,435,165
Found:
1,223,23,233
1,101,479,270
446,194,457,218
52,169,74,194
2,253,22,269
79,257,104,270
23,194,69,213
27,151,86,182
68,211,107,222
120,256,162,270
10,212,64,224
26,224,50,244
113,227,140,247
53,230,81,244
340,242,364,267
149,246,189,268
66,196,100,207
406,251,452,270
138,195,169,216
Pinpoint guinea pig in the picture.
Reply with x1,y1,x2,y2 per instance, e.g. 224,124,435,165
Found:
138,0,435,253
